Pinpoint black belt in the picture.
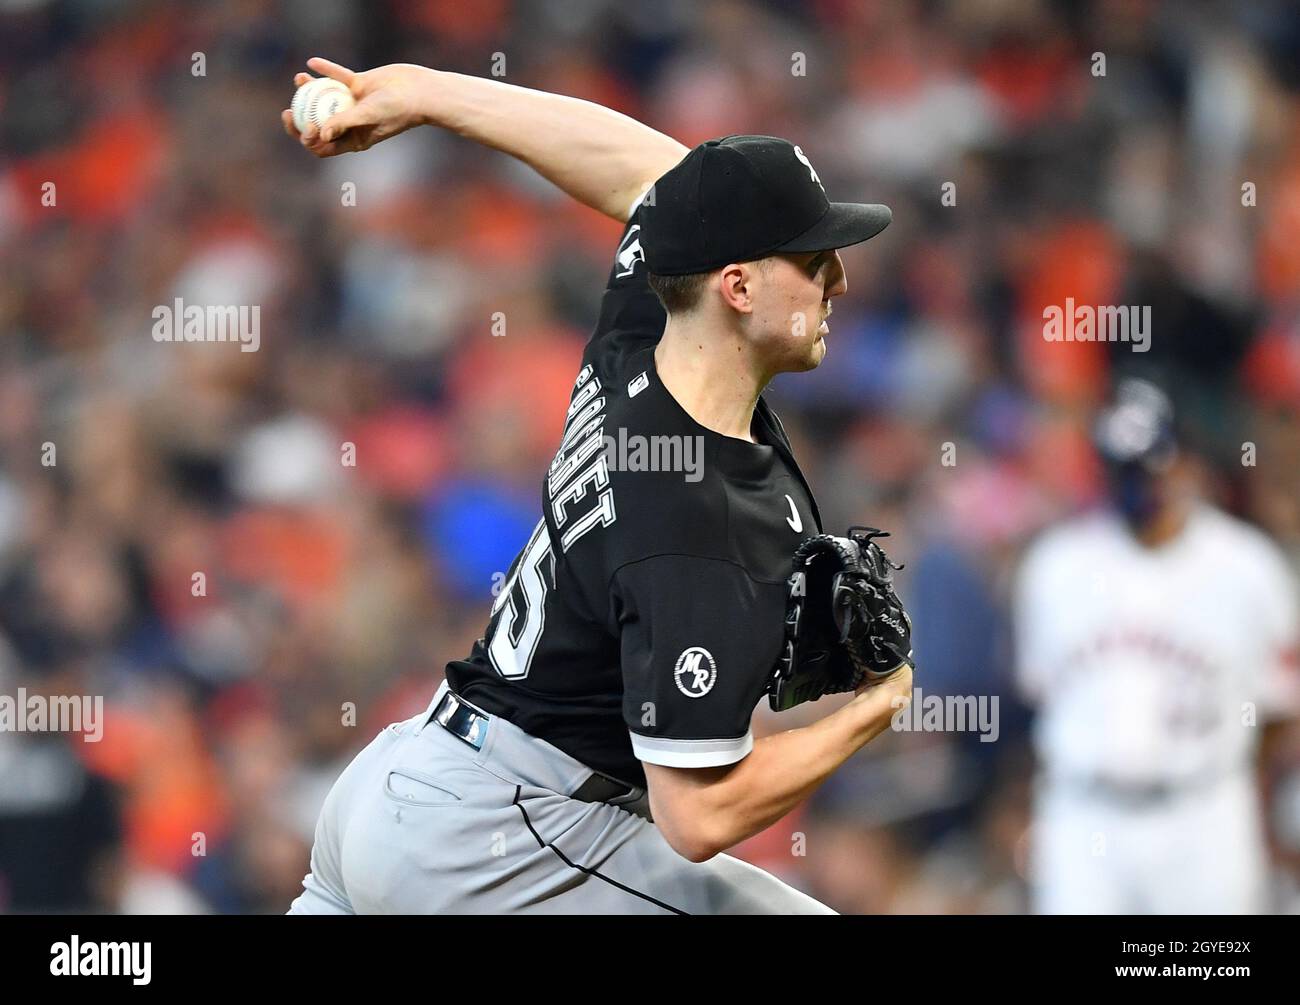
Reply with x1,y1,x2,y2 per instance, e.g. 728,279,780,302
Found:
430,690,640,805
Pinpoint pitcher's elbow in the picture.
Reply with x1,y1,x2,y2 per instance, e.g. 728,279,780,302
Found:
676,835,721,864
668,833,721,864
655,811,727,863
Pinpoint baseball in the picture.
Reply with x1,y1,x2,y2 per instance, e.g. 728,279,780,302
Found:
291,77,354,133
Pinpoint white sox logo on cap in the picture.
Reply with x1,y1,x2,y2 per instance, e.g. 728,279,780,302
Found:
792,145,823,191
674,647,717,698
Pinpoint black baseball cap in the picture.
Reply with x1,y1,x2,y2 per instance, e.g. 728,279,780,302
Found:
640,134,892,277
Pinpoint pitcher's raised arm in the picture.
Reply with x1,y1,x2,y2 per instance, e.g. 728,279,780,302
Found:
282,57,688,223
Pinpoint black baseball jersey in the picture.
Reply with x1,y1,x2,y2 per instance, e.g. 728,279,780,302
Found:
445,198,822,785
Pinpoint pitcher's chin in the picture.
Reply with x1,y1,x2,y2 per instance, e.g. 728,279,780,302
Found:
798,337,828,372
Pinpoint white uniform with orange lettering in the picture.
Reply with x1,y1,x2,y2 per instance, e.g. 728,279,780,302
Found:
1014,504,1299,914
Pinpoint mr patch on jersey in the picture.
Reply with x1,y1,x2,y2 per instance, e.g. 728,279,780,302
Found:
674,646,717,698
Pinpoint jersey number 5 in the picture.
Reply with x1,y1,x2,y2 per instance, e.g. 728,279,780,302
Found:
486,520,553,680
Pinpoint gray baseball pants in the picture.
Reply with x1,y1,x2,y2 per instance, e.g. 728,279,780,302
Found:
288,681,834,915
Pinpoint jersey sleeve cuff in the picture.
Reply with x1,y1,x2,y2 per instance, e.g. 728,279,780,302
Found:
629,729,754,768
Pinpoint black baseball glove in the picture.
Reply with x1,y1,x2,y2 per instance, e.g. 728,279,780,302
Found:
768,526,914,712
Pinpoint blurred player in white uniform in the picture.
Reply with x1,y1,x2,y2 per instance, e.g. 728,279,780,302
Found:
1014,378,1300,913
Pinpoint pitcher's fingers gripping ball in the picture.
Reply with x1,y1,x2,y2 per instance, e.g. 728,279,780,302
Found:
291,76,354,133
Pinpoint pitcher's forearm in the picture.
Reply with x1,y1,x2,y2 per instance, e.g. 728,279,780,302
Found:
418,68,688,221
647,674,912,859
715,689,905,842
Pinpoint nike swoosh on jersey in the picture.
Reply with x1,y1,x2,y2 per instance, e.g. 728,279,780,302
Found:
785,495,802,532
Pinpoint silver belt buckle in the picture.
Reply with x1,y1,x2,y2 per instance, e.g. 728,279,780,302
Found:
433,692,489,750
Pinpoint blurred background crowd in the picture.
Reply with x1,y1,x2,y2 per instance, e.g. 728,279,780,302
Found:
2,0,1300,914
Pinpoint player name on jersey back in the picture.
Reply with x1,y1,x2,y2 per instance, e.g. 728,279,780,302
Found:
545,362,619,555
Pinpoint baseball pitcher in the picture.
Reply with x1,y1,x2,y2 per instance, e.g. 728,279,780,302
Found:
1014,378,1300,913
283,58,913,914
